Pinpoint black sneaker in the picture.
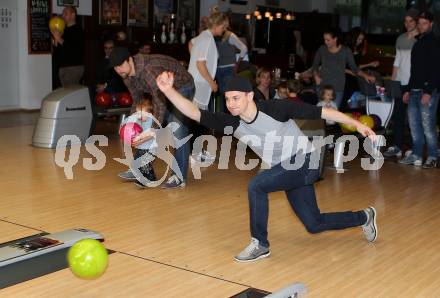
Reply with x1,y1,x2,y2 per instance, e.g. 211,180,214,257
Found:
383,146,402,158
161,175,186,189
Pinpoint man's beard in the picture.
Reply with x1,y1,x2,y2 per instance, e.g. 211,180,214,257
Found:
120,73,128,79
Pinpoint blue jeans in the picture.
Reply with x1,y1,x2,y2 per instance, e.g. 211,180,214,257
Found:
247,154,367,248
335,91,344,109
390,85,408,150
408,90,439,158
215,66,234,113
165,86,194,181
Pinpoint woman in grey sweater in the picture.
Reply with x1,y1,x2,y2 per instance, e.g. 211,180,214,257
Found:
312,28,375,109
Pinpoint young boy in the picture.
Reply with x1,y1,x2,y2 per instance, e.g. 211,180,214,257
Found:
274,81,288,99
156,72,378,262
119,94,157,188
286,79,303,102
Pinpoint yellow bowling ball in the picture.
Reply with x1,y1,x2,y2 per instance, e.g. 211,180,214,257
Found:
340,123,357,133
49,16,65,33
67,239,109,279
359,115,375,129
340,113,357,133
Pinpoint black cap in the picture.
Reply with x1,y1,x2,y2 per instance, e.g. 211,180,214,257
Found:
418,10,434,22
109,47,130,67
224,76,253,93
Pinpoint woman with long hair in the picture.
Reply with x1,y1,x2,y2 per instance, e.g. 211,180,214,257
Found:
312,27,375,109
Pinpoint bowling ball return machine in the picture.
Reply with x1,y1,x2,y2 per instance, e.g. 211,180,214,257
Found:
32,85,93,148
231,282,307,298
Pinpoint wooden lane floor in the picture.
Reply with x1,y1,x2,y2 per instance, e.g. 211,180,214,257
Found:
0,221,42,245
1,124,440,297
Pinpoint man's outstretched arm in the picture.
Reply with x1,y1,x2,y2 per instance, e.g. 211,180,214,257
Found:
321,108,375,138
156,71,201,122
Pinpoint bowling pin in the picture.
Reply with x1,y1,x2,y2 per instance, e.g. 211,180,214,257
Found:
161,24,167,43
181,24,186,44
169,23,175,44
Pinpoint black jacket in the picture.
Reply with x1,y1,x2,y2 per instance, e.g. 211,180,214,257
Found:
405,31,440,95
53,23,85,67
96,57,127,93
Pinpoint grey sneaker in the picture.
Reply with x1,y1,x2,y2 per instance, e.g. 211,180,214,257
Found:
398,151,422,166
422,157,438,169
118,169,137,181
362,207,377,242
234,238,270,262
162,174,186,189
383,146,402,158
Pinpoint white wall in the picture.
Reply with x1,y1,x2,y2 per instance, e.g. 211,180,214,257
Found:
0,0,19,110
17,0,52,110
52,0,92,16
0,0,52,111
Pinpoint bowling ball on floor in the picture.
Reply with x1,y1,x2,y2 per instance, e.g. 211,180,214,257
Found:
49,16,65,33
95,92,112,107
119,122,143,145
67,239,108,279
118,92,133,106
359,115,375,129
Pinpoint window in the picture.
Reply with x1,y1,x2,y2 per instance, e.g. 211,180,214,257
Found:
337,0,407,35
367,0,406,34
336,0,362,31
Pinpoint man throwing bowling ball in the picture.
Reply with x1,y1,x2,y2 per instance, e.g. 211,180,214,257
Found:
156,71,379,262
51,6,84,87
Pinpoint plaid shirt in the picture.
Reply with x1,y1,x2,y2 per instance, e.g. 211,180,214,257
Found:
123,54,195,123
